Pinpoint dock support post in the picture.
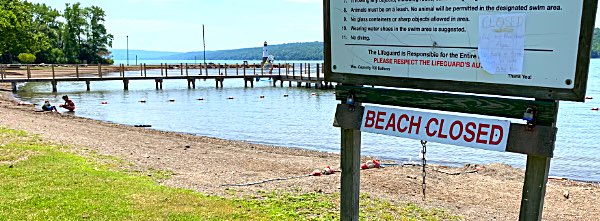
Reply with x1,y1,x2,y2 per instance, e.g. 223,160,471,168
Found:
86,81,90,91
205,63,209,76
98,64,102,78
218,63,221,75
308,63,311,80
143,63,147,77
165,64,168,77
155,79,163,90
289,81,292,87
186,63,189,76
300,63,303,80
181,63,184,75
236,63,239,75
1,64,4,80
27,65,31,79
123,79,129,90
297,82,302,87
51,80,57,92
140,64,143,76
160,63,164,76
51,64,55,80
340,103,362,221
75,64,79,79
224,63,227,76
215,78,224,88
292,63,295,79
187,79,196,89
272,79,277,87
316,64,322,89
280,79,284,87
11,82,17,93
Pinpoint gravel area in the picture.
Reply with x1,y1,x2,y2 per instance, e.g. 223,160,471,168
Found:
0,88,598,220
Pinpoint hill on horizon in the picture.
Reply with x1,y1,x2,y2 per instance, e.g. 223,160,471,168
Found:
111,42,324,61
110,49,180,60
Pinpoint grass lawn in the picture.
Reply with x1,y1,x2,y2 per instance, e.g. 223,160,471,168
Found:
0,127,461,220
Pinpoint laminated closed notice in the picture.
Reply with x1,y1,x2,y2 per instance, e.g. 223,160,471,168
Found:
360,105,511,152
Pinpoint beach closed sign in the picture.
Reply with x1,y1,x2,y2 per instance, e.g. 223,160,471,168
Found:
361,106,511,152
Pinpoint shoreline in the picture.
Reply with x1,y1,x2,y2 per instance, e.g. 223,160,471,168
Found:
1,85,600,219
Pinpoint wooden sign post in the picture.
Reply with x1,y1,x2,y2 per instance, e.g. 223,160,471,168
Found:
324,0,597,220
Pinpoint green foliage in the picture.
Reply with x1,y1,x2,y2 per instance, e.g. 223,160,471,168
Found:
0,1,113,64
0,127,461,221
17,53,35,63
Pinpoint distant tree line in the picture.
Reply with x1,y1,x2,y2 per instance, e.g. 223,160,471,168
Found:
0,0,113,64
591,28,600,58
162,42,325,61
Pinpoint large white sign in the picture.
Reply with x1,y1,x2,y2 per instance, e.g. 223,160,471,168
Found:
330,0,583,89
361,106,511,152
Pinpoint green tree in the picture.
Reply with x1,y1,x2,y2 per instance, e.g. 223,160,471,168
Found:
17,52,36,63
83,6,113,64
0,0,46,63
62,2,86,63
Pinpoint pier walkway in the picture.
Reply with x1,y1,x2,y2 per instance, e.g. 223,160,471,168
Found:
0,63,333,92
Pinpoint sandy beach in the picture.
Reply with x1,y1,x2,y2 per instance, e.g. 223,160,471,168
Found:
0,80,599,220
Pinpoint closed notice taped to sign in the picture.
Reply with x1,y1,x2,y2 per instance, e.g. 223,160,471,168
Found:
330,0,583,89
361,106,511,152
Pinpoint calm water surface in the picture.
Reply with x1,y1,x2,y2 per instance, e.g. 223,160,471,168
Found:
15,61,600,182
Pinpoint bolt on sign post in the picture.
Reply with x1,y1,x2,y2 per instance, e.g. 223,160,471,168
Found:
324,0,597,220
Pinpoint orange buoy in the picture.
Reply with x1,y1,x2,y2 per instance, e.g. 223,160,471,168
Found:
592,107,599,111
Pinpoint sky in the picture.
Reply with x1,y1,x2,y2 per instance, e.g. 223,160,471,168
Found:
26,1,600,53
28,0,324,52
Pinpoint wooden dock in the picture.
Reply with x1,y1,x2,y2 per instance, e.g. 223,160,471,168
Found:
0,63,333,92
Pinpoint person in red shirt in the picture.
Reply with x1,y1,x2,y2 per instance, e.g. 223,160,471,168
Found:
59,95,75,112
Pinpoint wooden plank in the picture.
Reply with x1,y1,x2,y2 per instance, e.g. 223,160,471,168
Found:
518,99,559,221
340,105,361,221
333,104,557,157
519,156,552,221
335,85,558,126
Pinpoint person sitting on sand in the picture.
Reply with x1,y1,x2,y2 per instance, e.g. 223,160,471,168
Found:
41,100,57,112
59,95,75,112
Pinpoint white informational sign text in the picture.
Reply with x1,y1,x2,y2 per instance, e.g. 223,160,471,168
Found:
330,0,584,89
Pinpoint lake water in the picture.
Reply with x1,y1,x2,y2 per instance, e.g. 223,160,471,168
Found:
14,61,600,182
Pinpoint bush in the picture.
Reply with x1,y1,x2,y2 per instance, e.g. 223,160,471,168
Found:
18,53,36,64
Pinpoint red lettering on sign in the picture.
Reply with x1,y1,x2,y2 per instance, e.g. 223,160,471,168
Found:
385,113,396,131
449,120,463,141
464,122,476,142
437,119,448,139
375,111,386,130
409,116,422,134
489,124,504,145
398,114,409,133
364,110,376,128
426,118,438,137
476,123,490,144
